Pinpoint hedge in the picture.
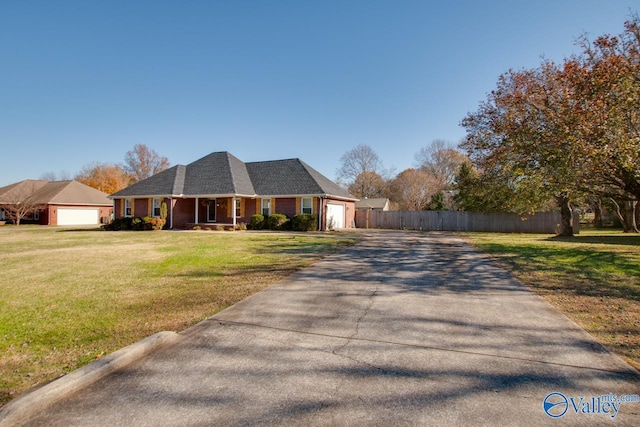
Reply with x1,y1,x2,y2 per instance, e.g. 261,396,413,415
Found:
267,213,290,230
291,214,317,231
249,214,265,230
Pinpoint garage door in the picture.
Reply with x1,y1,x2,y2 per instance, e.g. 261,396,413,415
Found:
57,208,100,226
326,203,345,229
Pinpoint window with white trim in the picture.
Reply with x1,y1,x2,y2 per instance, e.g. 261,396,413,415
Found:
124,199,132,217
301,197,313,214
152,198,162,217
261,199,270,216
33,210,39,221
235,199,241,217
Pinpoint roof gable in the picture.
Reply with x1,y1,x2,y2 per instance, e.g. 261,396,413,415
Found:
183,152,255,196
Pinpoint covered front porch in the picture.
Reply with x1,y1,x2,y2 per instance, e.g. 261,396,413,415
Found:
169,196,256,229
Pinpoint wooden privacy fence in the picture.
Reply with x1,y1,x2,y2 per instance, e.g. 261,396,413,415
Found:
355,210,579,234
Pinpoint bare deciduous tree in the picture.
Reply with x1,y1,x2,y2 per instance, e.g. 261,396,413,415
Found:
123,144,170,182
336,145,385,198
389,168,439,211
0,180,43,225
347,171,388,199
39,171,71,181
415,139,469,190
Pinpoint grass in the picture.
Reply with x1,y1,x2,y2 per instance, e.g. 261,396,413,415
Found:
460,229,640,371
0,226,358,407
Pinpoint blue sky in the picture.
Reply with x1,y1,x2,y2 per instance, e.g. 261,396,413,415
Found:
0,1,636,187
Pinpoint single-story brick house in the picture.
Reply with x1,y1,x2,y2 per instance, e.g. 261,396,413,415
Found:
0,180,113,225
109,151,358,230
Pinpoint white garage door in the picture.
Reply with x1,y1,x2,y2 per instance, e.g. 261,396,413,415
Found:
58,208,100,226
326,203,345,229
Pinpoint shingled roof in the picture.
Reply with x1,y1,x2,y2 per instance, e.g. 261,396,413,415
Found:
182,152,255,196
110,151,356,200
0,180,111,206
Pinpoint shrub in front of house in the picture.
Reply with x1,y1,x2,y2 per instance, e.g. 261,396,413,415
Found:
292,214,317,231
102,217,135,231
249,214,265,230
267,213,290,230
102,216,164,231
144,217,166,231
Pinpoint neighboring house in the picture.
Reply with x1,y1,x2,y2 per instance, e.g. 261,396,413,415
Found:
0,180,113,225
109,151,358,230
355,198,390,211
355,197,391,229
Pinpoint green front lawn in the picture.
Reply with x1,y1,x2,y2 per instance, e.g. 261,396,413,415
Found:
0,227,358,406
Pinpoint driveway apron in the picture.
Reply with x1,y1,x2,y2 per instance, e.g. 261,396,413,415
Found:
19,231,640,426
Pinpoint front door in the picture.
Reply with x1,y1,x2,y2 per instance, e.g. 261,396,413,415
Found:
207,199,217,222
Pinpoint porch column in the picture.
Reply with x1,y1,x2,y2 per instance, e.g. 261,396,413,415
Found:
169,198,174,229
195,197,199,224
232,196,237,227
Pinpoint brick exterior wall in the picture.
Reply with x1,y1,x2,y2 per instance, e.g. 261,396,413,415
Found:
113,196,354,230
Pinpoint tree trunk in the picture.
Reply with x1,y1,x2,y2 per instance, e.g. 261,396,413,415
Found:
593,198,604,228
627,201,639,233
610,198,639,233
557,194,573,236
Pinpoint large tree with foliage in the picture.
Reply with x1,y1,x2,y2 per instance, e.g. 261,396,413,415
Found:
75,162,132,195
462,60,590,235
461,14,640,235
566,15,640,231
454,162,516,212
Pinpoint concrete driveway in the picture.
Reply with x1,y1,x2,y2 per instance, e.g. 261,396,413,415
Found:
9,231,640,425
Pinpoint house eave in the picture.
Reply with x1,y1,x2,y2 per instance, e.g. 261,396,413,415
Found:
252,193,358,201
109,193,357,201
109,194,178,200
48,202,113,207
321,194,359,202
180,193,257,199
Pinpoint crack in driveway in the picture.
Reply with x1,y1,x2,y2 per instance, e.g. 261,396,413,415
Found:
331,282,381,358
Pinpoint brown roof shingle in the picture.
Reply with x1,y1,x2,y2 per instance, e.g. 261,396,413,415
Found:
0,180,111,206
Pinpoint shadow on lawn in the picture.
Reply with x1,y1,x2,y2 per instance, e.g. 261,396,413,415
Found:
483,243,640,302
547,233,640,246
56,227,105,232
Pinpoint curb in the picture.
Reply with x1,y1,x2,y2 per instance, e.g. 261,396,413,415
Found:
0,331,181,427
